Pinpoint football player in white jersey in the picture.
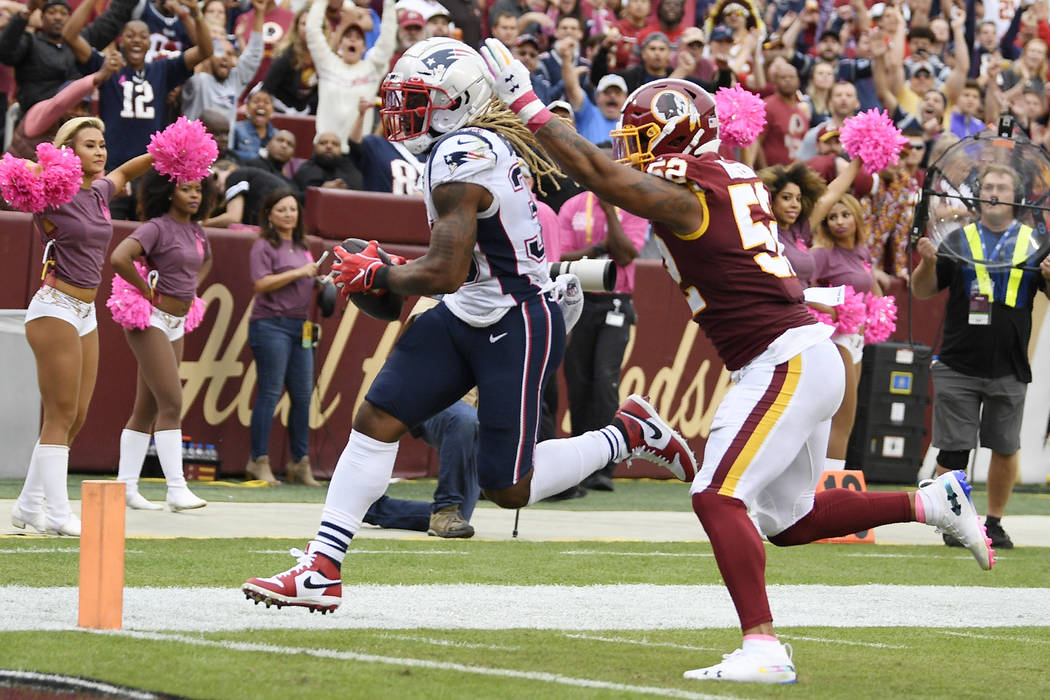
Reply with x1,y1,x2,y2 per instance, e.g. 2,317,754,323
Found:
241,38,698,613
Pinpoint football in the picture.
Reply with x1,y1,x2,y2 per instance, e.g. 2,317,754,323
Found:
338,238,405,322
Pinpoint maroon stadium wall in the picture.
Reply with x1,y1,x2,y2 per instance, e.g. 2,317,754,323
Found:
0,190,948,478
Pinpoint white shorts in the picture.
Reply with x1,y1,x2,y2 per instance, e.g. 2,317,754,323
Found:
24,286,97,337
832,332,864,364
690,338,845,537
148,306,186,342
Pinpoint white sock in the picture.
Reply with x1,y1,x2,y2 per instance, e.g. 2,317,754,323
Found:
154,429,187,490
312,430,398,565
527,428,622,505
825,457,846,470
16,440,45,512
37,443,71,528
116,429,151,494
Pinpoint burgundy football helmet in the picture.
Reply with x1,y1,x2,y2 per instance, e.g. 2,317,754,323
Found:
610,79,720,169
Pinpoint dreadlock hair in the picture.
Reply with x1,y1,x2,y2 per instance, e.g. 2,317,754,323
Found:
758,162,827,228
466,97,564,196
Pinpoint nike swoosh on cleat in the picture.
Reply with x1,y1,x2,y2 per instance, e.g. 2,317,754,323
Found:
302,576,341,590
623,410,663,441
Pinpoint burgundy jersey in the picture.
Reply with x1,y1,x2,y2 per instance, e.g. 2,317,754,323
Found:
647,152,816,370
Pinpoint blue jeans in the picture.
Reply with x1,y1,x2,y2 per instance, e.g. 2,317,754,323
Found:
364,400,481,531
248,317,313,462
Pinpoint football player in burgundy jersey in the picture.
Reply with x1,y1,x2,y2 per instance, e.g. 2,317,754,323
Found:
481,42,996,685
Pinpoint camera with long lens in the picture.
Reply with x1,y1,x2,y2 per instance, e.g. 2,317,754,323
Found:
548,259,617,292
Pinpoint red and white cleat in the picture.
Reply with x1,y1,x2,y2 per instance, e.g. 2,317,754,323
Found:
242,544,342,614
614,394,698,481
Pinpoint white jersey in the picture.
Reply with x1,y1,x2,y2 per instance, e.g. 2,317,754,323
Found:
423,127,551,327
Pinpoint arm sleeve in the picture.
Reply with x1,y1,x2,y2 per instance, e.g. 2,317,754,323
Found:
0,15,31,66
128,220,162,254
22,74,96,139
82,0,140,50
366,0,397,76
304,0,338,74
249,239,273,281
225,172,250,203
234,31,265,93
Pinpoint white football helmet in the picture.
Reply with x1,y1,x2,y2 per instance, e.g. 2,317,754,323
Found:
381,38,494,154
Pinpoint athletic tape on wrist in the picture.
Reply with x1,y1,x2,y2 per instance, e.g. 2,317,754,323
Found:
510,91,554,132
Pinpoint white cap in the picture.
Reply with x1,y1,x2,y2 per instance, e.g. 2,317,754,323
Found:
548,100,575,120
596,74,628,94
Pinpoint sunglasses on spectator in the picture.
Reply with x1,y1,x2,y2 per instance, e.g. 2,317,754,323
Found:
906,142,926,151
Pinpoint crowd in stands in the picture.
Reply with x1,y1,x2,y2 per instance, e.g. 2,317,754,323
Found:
0,0,1044,251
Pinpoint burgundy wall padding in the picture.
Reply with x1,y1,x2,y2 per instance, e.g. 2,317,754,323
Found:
303,187,430,244
270,113,318,160
0,201,948,480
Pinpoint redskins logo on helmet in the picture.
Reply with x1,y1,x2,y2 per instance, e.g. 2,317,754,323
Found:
611,79,720,169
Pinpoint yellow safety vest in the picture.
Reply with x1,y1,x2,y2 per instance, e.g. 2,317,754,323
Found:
962,223,1032,308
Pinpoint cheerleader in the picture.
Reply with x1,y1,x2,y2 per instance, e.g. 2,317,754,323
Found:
109,171,217,510
11,117,154,536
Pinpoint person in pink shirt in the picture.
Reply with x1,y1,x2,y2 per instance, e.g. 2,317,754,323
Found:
557,188,647,491
110,171,217,512
12,117,154,537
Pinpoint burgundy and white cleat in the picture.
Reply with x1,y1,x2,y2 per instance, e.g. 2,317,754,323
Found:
242,544,342,614
614,394,698,481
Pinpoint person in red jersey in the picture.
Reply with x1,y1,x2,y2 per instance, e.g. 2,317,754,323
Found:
481,44,997,685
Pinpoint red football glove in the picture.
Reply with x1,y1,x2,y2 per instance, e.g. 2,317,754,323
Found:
331,241,387,297
387,253,411,266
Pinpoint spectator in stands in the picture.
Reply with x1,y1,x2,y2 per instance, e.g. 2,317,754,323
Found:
6,48,122,160
246,188,325,486
394,8,426,62
63,1,212,171
604,0,651,71
246,128,300,188
294,131,364,191
675,26,719,83
110,170,215,512
0,0,135,114
514,33,554,102
489,11,521,49
592,32,679,95
560,38,626,146
235,0,295,90
558,187,647,492
133,0,197,61
307,0,395,150
949,79,987,139
537,101,584,211
200,107,240,163
488,0,547,42
263,6,319,115
755,58,807,168
996,37,1048,93
639,0,687,47
440,0,482,49
206,158,289,227
536,14,590,101
232,89,276,162
348,96,424,195
363,397,480,538
797,80,859,162
424,4,451,38
803,60,834,127
182,0,266,124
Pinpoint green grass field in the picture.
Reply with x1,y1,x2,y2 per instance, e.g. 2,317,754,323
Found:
2,478,1049,699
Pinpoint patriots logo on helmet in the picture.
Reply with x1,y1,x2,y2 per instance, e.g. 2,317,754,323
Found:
421,47,475,79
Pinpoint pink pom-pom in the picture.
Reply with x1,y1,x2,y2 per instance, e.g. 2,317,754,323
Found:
834,286,867,335
185,296,207,333
806,305,836,327
147,117,219,184
714,85,767,149
35,143,83,210
0,153,46,213
839,109,908,175
863,294,898,344
106,261,153,330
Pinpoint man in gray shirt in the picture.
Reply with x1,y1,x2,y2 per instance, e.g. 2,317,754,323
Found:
181,0,265,125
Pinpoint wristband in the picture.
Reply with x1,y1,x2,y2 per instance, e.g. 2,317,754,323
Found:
509,91,554,133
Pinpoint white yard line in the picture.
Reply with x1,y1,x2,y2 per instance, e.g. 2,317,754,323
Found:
560,551,715,557
563,633,719,652
938,630,1050,644
96,630,738,700
1,584,1048,632
778,634,908,649
377,632,520,651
